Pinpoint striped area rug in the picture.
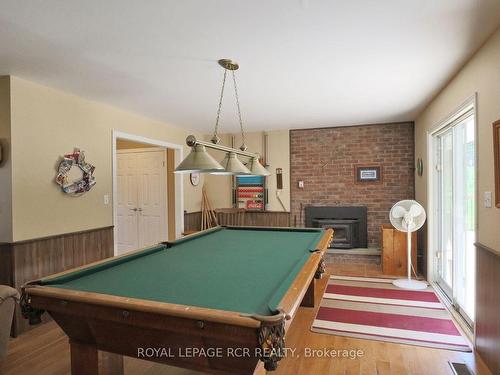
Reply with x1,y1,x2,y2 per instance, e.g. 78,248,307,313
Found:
311,275,471,351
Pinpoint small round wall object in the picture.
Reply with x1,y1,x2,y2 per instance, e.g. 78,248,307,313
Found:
416,158,424,177
190,172,200,186
55,148,96,195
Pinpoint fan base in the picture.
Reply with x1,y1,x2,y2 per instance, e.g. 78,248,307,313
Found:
392,279,428,290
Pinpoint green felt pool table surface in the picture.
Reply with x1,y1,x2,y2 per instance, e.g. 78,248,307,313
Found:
40,226,326,316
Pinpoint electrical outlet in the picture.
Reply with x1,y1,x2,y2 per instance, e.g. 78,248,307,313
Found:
484,191,492,208
298,180,304,189
103,194,110,205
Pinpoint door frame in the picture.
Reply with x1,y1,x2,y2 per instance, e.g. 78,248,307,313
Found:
426,93,477,283
425,93,478,336
112,130,184,255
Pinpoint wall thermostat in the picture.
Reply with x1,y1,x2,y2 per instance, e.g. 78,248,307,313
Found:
276,168,283,190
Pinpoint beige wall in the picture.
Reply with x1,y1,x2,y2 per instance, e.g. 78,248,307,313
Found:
0,77,12,242
9,76,203,242
415,27,500,251
204,130,290,211
264,130,290,212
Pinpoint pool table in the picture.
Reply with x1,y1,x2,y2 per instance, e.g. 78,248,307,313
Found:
21,226,333,375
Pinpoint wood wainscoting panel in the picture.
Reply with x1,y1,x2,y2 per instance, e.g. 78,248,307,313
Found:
243,211,291,227
0,243,14,286
3,226,114,336
475,242,500,375
183,211,202,232
183,211,291,233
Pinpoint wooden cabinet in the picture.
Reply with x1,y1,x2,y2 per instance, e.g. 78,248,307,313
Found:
381,224,417,276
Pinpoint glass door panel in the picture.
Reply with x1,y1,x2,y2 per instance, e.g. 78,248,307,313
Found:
452,117,475,322
434,111,475,326
437,129,453,294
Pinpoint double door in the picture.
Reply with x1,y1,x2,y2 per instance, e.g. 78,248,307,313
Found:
116,149,167,254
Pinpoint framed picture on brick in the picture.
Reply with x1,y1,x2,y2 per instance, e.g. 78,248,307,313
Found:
355,165,382,183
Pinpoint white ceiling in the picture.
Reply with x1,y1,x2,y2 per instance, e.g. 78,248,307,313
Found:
1,1,499,133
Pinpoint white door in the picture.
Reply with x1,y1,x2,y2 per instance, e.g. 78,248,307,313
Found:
137,151,167,248
116,153,140,252
116,149,167,254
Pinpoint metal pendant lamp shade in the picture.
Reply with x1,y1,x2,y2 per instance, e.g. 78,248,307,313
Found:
174,145,224,173
212,152,251,175
248,157,271,176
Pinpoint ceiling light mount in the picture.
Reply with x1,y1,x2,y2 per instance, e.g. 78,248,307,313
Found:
186,135,197,147
218,59,239,71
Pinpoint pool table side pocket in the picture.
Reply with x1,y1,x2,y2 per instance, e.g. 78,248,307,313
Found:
163,225,223,246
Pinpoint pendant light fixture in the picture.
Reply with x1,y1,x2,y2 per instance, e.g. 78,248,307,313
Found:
213,152,252,175
248,157,271,176
175,59,270,176
174,144,224,173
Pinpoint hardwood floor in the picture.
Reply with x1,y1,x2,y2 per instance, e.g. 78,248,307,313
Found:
0,261,492,375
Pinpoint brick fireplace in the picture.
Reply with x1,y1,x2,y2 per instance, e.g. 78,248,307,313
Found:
290,122,415,248
306,206,367,249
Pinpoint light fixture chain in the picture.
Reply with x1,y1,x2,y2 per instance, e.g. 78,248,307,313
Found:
213,69,228,140
232,70,246,149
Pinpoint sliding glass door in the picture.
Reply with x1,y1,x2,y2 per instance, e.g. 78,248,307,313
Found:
433,110,475,326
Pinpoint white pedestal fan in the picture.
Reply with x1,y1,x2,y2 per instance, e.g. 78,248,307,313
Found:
389,200,428,290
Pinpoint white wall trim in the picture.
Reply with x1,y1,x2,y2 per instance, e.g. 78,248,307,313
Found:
426,93,477,284
117,147,165,154
426,129,435,282
425,93,478,345
429,93,477,136
431,280,474,345
112,130,184,255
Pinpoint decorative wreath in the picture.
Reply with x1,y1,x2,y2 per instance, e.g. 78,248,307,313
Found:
55,148,96,195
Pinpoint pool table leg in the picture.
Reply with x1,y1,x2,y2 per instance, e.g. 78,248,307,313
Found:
70,340,98,375
99,351,124,375
301,279,315,307
69,341,124,375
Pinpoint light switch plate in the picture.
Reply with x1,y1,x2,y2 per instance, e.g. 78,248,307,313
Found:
103,194,110,205
484,191,492,208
